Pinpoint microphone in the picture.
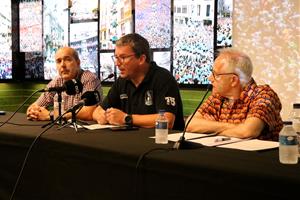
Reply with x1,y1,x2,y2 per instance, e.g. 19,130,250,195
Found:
38,79,83,95
173,84,212,150
66,90,101,113
95,73,114,90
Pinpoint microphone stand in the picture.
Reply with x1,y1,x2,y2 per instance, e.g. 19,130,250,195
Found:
58,105,83,132
57,91,63,126
173,85,212,150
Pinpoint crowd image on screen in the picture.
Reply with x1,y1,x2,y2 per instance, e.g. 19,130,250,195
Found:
135,0,171,48
99,0,133,50
217,0,232,47
70,0,98,22
19,0,43,52
0,54,12,79
71,36,98,74
217,17,232,47
173,18,214,85
0,1,12,79
25,52,44,79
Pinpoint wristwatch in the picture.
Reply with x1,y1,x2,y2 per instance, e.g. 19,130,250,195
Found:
124,114,133,126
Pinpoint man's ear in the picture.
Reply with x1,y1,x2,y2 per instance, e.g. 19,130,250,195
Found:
138,54,147,65
231,75,240,87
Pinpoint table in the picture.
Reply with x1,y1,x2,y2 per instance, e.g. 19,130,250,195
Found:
0,113,299,200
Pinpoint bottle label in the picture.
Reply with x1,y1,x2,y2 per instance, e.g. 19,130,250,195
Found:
279,135,298,145
156,121,168,129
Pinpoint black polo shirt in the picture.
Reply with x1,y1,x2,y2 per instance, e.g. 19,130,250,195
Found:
101,62,184,131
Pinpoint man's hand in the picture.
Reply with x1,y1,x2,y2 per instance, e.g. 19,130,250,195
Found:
105,108,126,125
92,106,108,125
27,104,50,121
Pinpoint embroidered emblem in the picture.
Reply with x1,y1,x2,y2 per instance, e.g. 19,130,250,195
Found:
120,94,128,99
145,90,153,106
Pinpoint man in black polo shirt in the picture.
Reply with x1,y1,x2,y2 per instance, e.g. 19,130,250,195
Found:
92,33,184,131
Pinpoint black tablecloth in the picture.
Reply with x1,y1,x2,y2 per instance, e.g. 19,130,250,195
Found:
0,113,299,200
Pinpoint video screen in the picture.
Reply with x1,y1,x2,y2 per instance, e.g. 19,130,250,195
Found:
99,52,116,82
173,0,214,85
135,0,171,49
43,0,69,80
70,22,98,75
25,52,44,79
217,0,233,47
0,0,12,79
19,0,43,52
153,51,171,71
99,0,133,50
70,0,98,23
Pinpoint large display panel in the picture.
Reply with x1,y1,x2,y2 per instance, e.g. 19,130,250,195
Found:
99,0,133,50
173,0,215,85
217,0,233,47
70,0,98,23
135,0,171,49
43,0,69,80
70,22,99,74
0,0,12,79
19,0,42,52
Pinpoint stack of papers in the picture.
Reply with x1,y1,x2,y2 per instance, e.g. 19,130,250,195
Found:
166,132,279,151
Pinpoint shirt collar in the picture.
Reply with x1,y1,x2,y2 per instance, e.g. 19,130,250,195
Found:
239,78,257,101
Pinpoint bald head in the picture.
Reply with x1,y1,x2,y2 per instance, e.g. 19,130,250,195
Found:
55,47,80,61
55,47,81,81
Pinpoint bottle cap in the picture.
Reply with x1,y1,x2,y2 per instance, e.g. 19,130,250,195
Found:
283,121,292,125
293,103,300,109
158,109,165,114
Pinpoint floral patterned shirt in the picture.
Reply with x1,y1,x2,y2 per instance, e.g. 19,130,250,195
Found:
198,78,283,141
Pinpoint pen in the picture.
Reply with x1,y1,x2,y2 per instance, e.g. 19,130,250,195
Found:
214,137,231,142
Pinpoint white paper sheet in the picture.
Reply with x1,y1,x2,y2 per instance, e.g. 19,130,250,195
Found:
166,132,278,151
219,139,279,151
82,124,121,130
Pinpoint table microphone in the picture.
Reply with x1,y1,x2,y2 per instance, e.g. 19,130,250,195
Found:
66,91,101,113
38,79,83,95
173,84,212,150
95,73,114,90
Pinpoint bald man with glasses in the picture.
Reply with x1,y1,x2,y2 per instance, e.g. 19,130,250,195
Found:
186,48,283,141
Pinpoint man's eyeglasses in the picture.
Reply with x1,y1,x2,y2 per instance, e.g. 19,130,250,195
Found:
111,54,136,63
211,71,238,80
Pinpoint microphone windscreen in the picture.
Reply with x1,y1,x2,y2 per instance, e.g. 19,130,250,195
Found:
81,91,100,106
65,79,83,95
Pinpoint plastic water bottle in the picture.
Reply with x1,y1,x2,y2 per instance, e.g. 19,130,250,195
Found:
279,124,298,164
155,110,168,144
290,103,300,157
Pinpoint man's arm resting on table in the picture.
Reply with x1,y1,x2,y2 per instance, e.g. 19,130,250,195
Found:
72,105,97,121
131,112,175,129
186,112,265,139
92,105,175,129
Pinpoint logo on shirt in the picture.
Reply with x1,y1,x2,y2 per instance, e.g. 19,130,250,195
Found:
120,94,128,99
145,90,153,106
165,97,176,106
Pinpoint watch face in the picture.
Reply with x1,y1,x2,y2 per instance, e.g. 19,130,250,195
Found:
125,115,132,125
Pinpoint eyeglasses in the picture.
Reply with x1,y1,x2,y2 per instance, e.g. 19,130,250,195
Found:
111,54,136,63
211,71,238,80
